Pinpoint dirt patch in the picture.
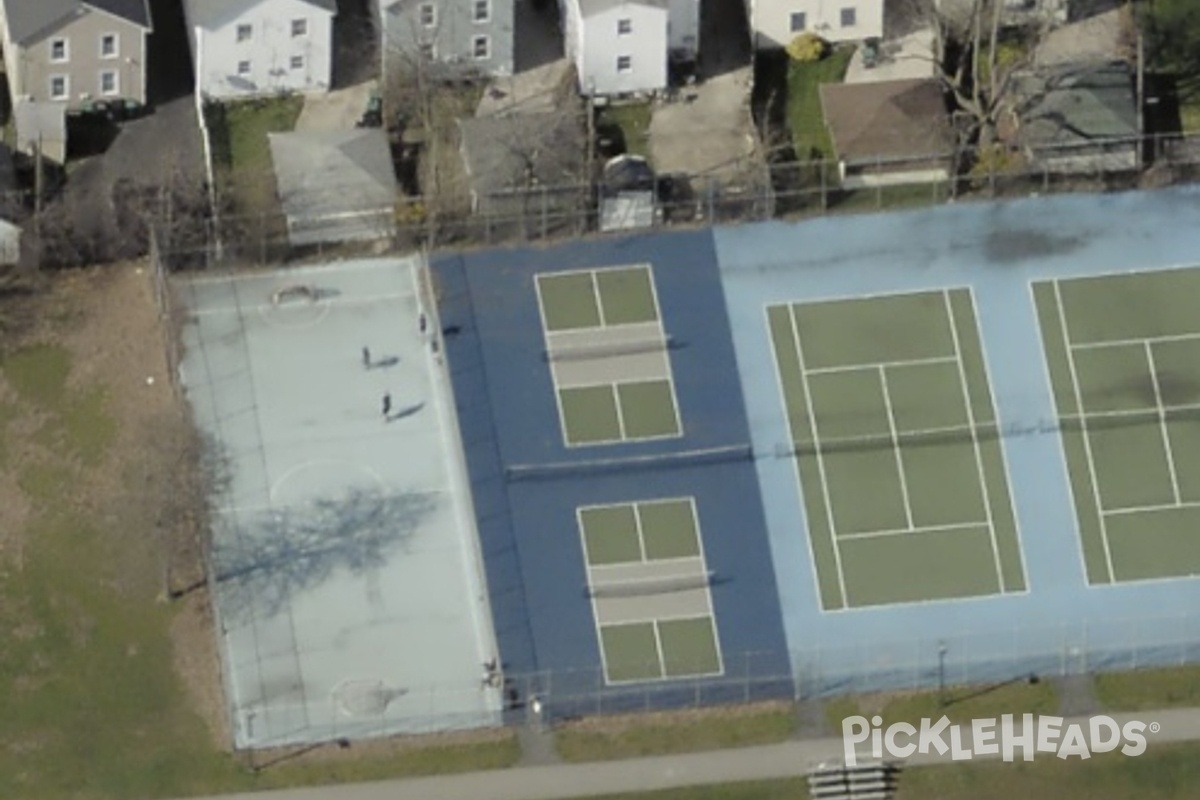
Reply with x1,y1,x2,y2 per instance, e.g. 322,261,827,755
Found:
171,592,231,749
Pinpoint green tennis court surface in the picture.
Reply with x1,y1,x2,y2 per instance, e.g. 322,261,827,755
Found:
768,289,1026,610
579,498,722,683
537,266,682,446
1035,268,1200,584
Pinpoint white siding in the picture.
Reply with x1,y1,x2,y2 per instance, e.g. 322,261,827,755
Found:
578,2,667,96
666,0,699,58
750,0,883,49
188,0,334,99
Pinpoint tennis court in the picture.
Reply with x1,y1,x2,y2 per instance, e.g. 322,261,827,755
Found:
578,497,723,683
1034,267,1200,584
536,265,682,446
767,289,1026,610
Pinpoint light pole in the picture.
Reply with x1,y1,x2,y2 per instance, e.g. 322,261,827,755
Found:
937,641,948,708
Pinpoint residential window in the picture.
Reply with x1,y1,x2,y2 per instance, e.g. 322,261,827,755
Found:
789,12,806,32
840,7,856,26
419,3,436,27
237,60,251,75
49,75,68,99
236,23,252,42
472,34,490,59
290,54,305,69
50,38,68,62
100,70,118,95
617,18,632,34
100,33,118,58
292,18,308,37
473,0,490,22
419,42,435,60
616,55,632,73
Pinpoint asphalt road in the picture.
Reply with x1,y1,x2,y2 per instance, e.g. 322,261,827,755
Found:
170,706,1200,800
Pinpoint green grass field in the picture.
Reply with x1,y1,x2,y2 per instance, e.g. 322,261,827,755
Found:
599,102,653,160
0,330,519,799
1095,666,1200,711
786,47,852,162
206,95,303,215
556,706,797,762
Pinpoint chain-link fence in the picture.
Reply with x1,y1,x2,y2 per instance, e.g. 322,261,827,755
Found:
150,130,1200,274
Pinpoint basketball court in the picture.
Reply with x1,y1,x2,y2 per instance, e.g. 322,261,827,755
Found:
176,256,501,748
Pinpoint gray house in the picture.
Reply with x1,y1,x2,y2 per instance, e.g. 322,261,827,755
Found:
0,0,152,109
380,0,514,80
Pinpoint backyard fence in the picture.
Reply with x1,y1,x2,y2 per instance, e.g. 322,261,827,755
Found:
153,130,1200,274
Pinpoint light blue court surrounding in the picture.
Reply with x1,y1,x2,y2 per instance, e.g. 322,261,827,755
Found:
713,187,1200,693
177,257,501,748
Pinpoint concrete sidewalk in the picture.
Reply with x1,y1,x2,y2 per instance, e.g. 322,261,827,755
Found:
174,707,1200,800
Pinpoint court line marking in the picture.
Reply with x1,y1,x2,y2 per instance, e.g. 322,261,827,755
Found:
650,621,668,680
878,365,915,530
967,287,1032,593
837,521,990,541
1054,279,1117,584
1103,499,1200,517
1070,330,1200,351
589,269,608,328
1144,341,1183,505
534,274,581,448
610,383,629,440
789,303,850,608
806,355,959,376
596,613,724,685
632,501,650,562
763,303,832,615
944,290,1005,592
582,496,724,684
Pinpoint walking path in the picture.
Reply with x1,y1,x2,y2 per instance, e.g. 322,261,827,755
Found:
175,706,1200,800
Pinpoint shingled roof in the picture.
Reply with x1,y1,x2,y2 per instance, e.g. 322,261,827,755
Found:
819,78,954,165
3,0,151,44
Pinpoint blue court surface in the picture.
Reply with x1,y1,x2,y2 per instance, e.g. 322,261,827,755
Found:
714,186,1200,694
434,231,792,715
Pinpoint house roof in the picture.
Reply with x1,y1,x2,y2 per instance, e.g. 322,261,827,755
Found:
268,129,397,236
1012,61,1136,149
3,0,151,44
458,112,586,199
185,0,335,30
578,0,668,16
819,78,953,165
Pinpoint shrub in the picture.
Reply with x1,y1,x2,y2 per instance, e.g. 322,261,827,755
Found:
786,32,830,63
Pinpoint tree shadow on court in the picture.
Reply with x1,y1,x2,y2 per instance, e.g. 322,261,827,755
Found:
212,487,438,623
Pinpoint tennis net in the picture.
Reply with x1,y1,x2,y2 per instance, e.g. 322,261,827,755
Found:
506,444,752,482
586,570,714,599
544,335,673,362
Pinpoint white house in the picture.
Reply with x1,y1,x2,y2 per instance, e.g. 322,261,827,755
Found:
183,0,335,99
744,0,883,49
561,0,668,96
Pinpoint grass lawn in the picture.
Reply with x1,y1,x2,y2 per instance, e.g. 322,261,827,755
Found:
1095,667,1200,712
785,47,853,162
0,270,520,800
556,704,797,762
828,678,1059,731
207,95,303,213
599,102,653,159
1180,99,1200,133
565,743,1200,800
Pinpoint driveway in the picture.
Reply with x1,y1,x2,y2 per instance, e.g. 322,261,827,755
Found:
295,80,377,131
648,69,758,179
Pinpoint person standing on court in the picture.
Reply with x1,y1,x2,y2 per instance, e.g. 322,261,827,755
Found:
382,392,392,418
362,346,371,369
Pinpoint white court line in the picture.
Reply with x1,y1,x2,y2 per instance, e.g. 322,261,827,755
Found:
805,355,960,376
943,290,1005,591
1055,280,1117,583
188,291,418,317
837,521,990,541
589,269,607,327
790,304,850,608
1070,330,1200,351
1145,341,1182,505
1103,499,1200,517
632,501,650,563
878,365,915,530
